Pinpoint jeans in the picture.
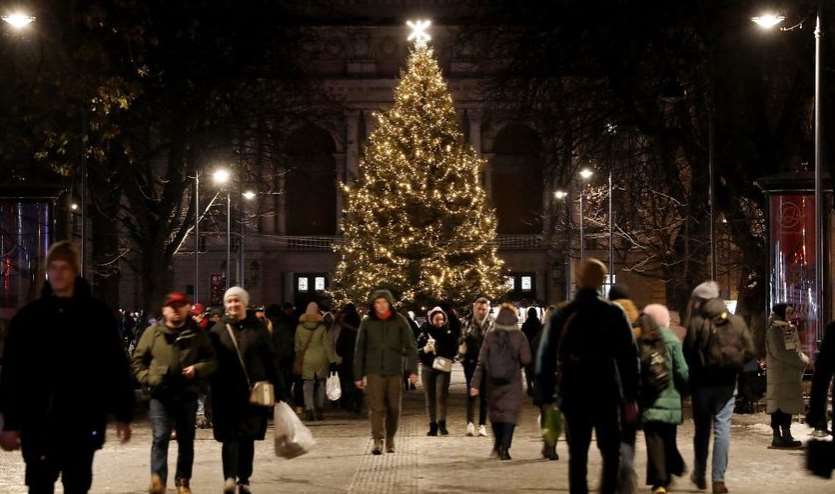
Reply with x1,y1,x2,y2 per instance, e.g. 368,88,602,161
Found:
221,439,255,484
149,397,198,485
644,421,685,488
365,374,402,442
303,378,325,411
464,361,487,425
421,367,451,423
564,404,622,494
24,445,96,494
692,386,735,483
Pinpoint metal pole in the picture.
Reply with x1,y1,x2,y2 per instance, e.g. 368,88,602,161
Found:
226,191,231,290
579,190,584,261
240,194,246,289
194,172,199,303
80,108,88,279
709,111,717,281
608,169,614,278
814,5,824,341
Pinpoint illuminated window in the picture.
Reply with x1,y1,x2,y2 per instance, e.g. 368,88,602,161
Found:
315,276,326,291
298,277,309,292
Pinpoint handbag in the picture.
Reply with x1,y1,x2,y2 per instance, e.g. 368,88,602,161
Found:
225,324,275,407
432,356,453,373
293,330,315,376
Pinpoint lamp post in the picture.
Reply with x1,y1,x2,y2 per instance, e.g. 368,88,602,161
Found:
212,168,232,289
754,7,824,338
555,189,570,297
194,171,200,303
241,190,256,288
578,168,594,261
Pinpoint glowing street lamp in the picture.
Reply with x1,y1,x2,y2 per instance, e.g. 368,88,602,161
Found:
242,190,257,201
2,12,35,30
579,168,594,181
212,168,231,186
752,13,786,30
554,190,568,201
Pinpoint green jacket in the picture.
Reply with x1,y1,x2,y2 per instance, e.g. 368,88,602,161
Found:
642,327,689,424
295,314,341,380
132,320,217,399
354,291,418,378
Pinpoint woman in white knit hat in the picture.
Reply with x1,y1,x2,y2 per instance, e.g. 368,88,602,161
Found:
209,287,281,494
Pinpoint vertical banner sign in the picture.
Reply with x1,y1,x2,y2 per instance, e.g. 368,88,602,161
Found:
769,194,817,357
210,273,225,307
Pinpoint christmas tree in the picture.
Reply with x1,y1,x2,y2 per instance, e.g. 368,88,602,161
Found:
333,23,506,306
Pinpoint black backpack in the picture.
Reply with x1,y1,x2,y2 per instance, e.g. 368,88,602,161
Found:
701,299,750,372
487,331,517,385
637,315,671,403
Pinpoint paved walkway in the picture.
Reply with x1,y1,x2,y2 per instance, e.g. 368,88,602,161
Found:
0,368,831,493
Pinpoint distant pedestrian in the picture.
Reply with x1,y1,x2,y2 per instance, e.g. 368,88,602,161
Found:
765,303,808,448
460,297,494,437
335,303,363,414
537,258,640,494
354,289,418,455
683,281,754,494
132,292,217,494
639,305,689,494
521,307,541,396
807,317,835,435
295,301,341,421
471,303,531,460
417,306,460,436
0,241,134,494
209,287,282,494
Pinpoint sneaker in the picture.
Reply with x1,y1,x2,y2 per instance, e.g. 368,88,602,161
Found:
712,481,729,494
652,487,667,494
149,475,165,494
466,422,475,436
223,478,236,494
478,425,488,437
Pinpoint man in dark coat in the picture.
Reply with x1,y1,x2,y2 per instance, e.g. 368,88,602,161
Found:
0,241,135,494
807,319,835,434
536,258,639,494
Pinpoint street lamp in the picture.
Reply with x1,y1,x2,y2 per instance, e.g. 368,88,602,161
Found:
212,167,232,289
578,168,594,260
240,190,257,288
554,190,568,201
753,7,825,342
2,12,35,30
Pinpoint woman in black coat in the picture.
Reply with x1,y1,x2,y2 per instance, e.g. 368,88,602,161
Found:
335,303,363,414
417,307,460,436
520,307,542,397
210,287,281,494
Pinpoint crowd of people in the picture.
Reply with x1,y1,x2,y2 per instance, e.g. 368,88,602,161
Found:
0,242,833,494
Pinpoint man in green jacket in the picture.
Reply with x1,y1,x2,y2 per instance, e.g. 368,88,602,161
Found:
354,289,418,455
132,292,217,494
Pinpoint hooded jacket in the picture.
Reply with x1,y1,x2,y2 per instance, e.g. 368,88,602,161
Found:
295,309,341,380
0,277,135,452
353,290,418,378
417,307,460,368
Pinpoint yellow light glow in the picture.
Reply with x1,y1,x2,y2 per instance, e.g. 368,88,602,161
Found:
2,12,35,30
752,13,785,30
212,168,230,186
406,19,432,46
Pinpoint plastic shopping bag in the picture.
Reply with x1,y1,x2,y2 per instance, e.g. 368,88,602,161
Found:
541,405,563,446
274,401,316,459
326,372,342,401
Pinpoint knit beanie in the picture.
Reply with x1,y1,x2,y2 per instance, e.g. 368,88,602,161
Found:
692,281,719,301
643,304,671,329
494,303,519,328
46,241,81,274
223,286,250,307
305,301,320,316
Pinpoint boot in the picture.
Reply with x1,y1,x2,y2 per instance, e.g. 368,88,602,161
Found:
386,437,395,453
175,478,192,494
372,439,383,455
781,425,802,448
314,409,324,421
712,481,729,494
427,422,438,436
498,446,512,461
238,482,252,494
304,410,315,422
148,475,165,494
541,443,559,460
438,420,449,436
691,472,707,490
771,428,790,448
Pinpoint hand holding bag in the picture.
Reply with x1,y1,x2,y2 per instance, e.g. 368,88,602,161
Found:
225,324,275,407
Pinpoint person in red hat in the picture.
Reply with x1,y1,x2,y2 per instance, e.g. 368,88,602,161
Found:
132,292,217,494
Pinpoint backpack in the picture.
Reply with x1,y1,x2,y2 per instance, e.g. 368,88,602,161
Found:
701,299,750,372
637,332,670,403
487,331,517,385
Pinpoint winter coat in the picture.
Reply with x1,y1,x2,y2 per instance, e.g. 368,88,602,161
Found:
471,322,531,424
809,321,835,427
417,322,460,369
353,291,418,378
460,314,495,369
270,312,297,370
521,315,541,358
536,288,639,412
131,319,217,400
766,319,808,414
209,314,280,442
0,278,135,455
641,327,689,424
335,315,360,381
295,313,341,380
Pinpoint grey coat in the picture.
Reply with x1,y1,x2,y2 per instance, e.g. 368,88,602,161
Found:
765,319,808,414
471,323,531,424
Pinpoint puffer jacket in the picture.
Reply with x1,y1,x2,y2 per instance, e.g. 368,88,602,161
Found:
353,290,418,378
641,327,689,424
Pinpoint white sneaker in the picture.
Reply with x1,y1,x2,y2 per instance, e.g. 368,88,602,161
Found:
466,422,475,436
478,425,488,437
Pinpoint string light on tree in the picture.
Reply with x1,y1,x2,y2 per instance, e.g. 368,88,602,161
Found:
332,19,505,306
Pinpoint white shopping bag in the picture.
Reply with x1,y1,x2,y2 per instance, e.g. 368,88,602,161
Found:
326,371,342,401
274,401,316,459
